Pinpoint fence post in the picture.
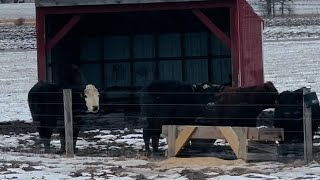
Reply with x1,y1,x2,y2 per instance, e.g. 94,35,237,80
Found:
166,125,177,157
63,89,74,158
303,87,312,163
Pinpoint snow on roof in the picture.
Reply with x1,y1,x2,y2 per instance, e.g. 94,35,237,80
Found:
35,0,208,7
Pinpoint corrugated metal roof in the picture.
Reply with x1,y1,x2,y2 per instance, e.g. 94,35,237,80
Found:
35,0,208,7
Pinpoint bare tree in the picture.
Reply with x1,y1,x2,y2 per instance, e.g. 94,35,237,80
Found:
275,0,294,16
259,0,294,17
258,0,272,17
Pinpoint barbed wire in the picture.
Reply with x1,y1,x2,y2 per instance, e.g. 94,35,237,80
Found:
0,122,317,133
27,91,283,94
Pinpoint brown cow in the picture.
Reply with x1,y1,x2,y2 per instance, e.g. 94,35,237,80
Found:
204,81,279,127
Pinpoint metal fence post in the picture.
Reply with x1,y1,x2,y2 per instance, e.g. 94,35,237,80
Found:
303,87,312,163
63,89,74,158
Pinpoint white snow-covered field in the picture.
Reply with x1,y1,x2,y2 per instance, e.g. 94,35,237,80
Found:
0,3,35,20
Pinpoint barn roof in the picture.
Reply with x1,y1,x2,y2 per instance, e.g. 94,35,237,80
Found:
35,0,208,7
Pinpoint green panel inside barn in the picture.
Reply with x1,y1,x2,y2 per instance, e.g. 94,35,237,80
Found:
46,8,231,110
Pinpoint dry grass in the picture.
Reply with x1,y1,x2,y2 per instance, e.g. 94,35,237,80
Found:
0,18,35,26
14,17,25,26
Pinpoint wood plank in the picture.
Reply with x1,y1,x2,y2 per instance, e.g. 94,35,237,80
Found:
247,141,277,154
303,87,313,163
191,126,224,139
246,127,284,141
192,9,231,48
166,125,177,157
63,89,74,158
174,126,196,156
233,127,248,159
46,15,83,51
36,0,216,7
36,9,46,81
170,126,284,141
218,127,241,158
36,1,232,14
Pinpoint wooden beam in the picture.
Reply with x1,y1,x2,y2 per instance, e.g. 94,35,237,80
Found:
166,125,177,157
247,127,284,141
36,8,46,81
36,0,219,7
174,126,196,156
191,126,223,139
171,126,284,141
218,127,242,158
247,141,277,154
233,127,248,159
192,8,231,48
218,127,248,159
163,125,284,160
38,1,233,14
46,14,83,51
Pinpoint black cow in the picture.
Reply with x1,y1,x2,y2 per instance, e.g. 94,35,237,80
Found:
274,88,320,143
28,81,100,153
139,80,226,152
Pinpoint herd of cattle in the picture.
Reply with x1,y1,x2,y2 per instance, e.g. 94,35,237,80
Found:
28,79,320,154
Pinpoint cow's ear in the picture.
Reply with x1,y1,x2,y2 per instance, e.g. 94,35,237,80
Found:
264,81,277,92
192,84,197,91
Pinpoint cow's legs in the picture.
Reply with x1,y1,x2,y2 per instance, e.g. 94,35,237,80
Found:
58,124,80,154
58,128,66,154
143,128,151,152
38,120,53,152
151,135,160,152
73,126,80,153
38,127,52,152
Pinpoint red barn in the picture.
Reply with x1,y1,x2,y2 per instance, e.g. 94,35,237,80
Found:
35,0,264,103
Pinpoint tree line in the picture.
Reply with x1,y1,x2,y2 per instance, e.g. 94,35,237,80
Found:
258,0,294,17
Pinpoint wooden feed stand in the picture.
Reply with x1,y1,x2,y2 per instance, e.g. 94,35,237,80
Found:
163,125,284,162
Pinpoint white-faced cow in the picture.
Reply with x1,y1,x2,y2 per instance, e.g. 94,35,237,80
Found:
28,81,100,153
139,80,226,152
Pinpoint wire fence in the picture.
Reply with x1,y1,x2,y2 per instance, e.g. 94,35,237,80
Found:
0,89,319,162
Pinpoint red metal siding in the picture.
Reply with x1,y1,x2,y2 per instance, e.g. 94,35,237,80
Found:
238,0,264,87
36,8,46,81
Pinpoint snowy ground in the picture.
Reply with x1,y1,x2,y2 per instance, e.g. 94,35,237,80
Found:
0,3,35,20
1,5,320,180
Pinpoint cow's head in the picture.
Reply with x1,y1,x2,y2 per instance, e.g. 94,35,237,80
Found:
192,82,226,105
83,84,100,113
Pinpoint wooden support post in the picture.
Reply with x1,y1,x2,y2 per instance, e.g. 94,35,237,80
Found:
218,127,247,159
167,125,177,157
63,89,74,158
174,126,196,156
303,87,312,163
233,127,248,159
163,125,284,160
